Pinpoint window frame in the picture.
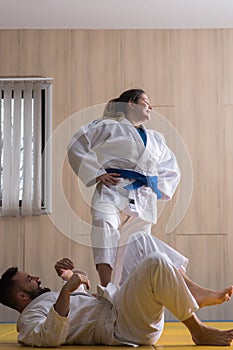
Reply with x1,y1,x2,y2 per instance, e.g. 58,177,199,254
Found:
0,77,53,215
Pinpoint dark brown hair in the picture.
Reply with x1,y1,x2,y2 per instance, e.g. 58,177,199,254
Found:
102,88,145,120
0,267,18,309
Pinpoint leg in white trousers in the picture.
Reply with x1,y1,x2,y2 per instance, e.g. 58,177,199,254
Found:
114,252,199,345
91,201,151,278
92,202,189,287
119,231,189,286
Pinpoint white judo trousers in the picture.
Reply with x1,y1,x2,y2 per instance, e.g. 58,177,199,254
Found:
119,231,189,285
91,199,188,286
114,252,199,345
91,198,154,285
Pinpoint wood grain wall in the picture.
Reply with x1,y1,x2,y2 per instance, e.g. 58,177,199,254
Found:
0,29,233,321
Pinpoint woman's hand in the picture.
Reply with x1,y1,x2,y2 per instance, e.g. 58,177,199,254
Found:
96,173,120,187
55,258,75,281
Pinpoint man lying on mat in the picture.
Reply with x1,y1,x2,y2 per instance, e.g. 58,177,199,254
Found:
0,241,233,347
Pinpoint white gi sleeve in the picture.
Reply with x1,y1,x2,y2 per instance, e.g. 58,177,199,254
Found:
156,133,181,200
17,306,70,347
68,123,106,187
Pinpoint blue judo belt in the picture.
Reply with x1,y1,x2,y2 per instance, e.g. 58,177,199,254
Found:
106,168,162,199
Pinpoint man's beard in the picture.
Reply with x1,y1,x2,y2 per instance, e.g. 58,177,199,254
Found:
27,287,51,300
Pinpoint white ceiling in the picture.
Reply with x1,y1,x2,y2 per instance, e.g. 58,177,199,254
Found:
0,0,233,29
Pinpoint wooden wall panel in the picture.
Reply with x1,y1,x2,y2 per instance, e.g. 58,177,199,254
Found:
70,30,124,110
223,31,233,308
0,31,21,75
173,29,226,236
224,106,233,303
24,216,99,293
0,28,233,322
223,29,233,105
122,30,175,106
0,218,24,322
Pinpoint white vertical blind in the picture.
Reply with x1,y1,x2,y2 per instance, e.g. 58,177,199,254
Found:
11,82,22,215
22,82,33,215
32,82,42,215
2,83,12,215
0,78,52,216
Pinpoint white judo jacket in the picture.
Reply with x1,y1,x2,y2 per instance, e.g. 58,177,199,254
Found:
68,118,181,223
17,290,120,347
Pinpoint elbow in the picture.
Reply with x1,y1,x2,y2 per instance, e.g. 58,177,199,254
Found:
18,339,62,348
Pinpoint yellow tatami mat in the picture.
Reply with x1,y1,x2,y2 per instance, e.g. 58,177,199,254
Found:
0,322,233,349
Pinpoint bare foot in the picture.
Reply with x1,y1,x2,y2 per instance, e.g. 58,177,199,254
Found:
192,324,233,346
191,286,233,308
180,271,233,308
184,314,233,346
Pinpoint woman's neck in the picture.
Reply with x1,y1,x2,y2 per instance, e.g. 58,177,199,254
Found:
125,115,142,128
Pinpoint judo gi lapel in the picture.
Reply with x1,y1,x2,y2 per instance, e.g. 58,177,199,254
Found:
120,118,155,172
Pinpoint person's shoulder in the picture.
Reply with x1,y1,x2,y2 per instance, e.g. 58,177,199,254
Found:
78,119,105,132
88,119,119,127
147,129,166,143
21,292,58,316
95,118,120,124
33,292,59,304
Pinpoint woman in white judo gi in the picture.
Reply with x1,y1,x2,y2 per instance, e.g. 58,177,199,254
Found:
68,88,181,286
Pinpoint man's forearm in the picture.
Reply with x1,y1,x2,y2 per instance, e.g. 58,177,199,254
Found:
54,273,91,317
54,285,71,317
